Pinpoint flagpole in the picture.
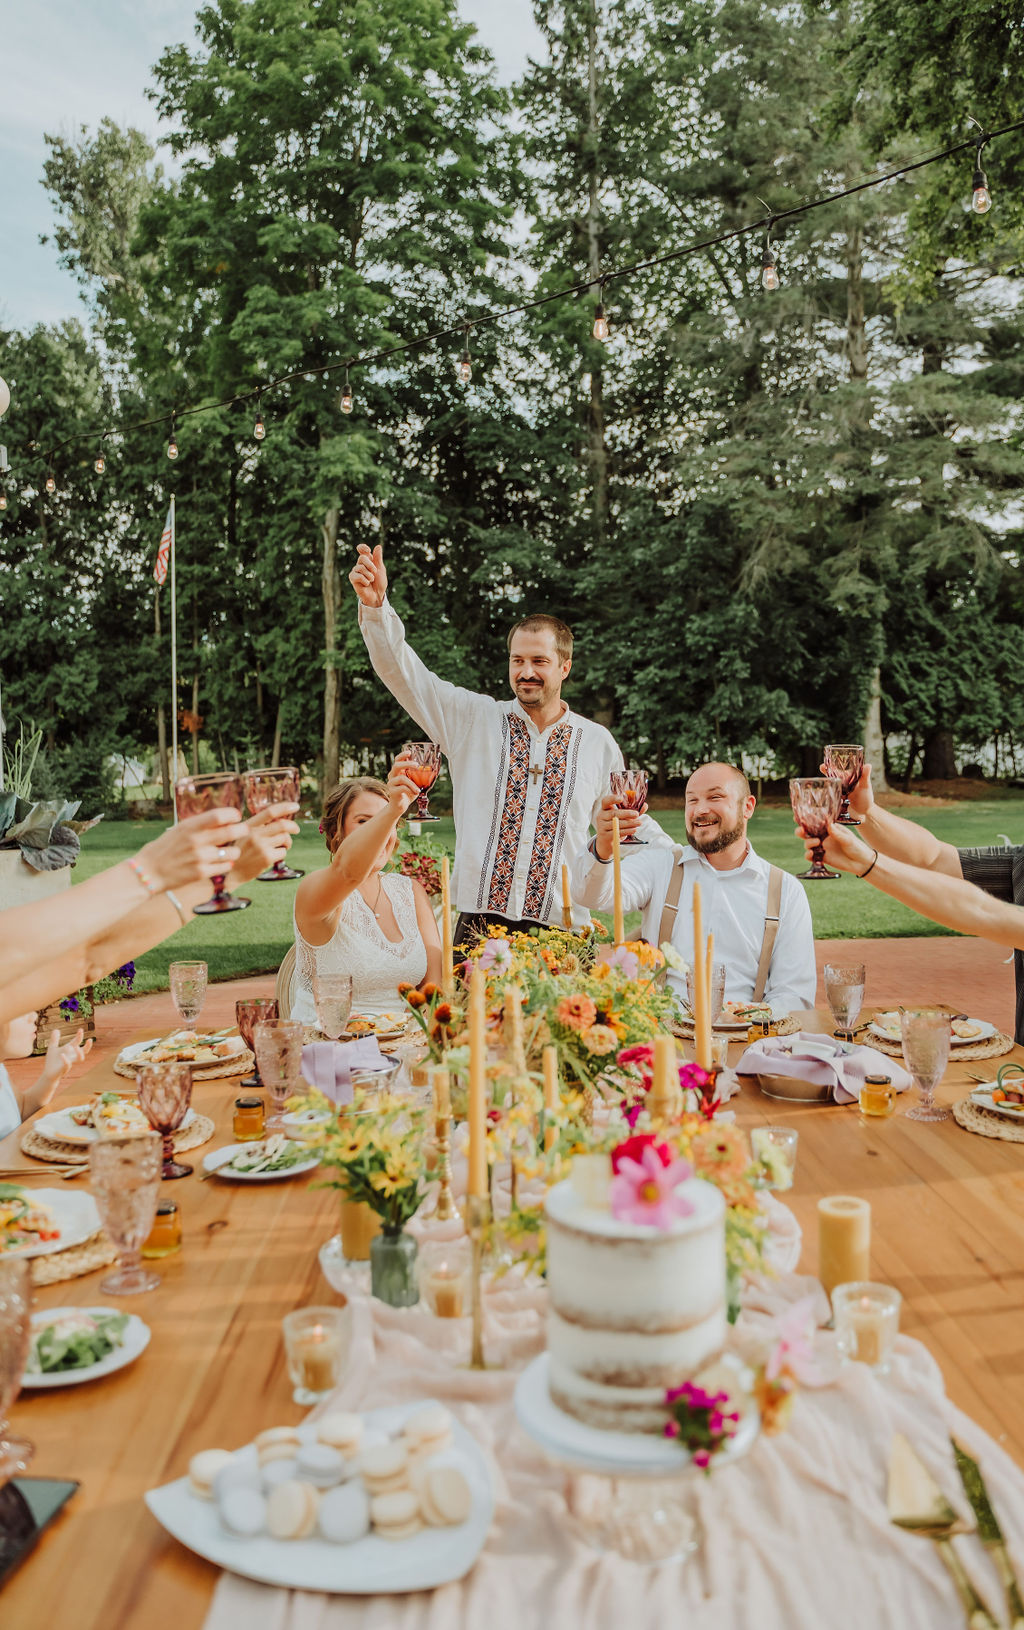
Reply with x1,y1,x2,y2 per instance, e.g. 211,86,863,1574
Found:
170,493,178,823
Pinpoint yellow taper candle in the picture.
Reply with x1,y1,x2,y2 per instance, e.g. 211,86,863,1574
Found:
649,1034,680,1122
700,930,714,1068
612,814,624,945
543,1045,559,1152
561,862,573,930
692,881,711,1069
467,965,487,1197
432,1066,451,1119
817,1195,871,1300
440,854,454,996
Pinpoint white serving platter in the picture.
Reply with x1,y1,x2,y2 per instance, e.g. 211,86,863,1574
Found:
4,1188,101,1259
201,1143,320,1182
36,1104,195,1147
145,1403,494,1593
117,1034,246,1068
870,1012,995,1047
22,1308,151,1388
969,1087,1024,1121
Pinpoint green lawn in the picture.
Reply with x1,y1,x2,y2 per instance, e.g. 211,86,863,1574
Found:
74,798,1024,992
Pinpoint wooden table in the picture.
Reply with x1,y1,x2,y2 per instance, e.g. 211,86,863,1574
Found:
3,1010,1024,1629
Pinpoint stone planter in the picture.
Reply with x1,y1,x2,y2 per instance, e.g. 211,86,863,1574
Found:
0,849,71,911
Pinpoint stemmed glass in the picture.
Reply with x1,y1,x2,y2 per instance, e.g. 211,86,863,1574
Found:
402,742,442,823
137,1062,195,1179
236,997,279,1089
685,963,727,1025
823,744,865,826
174,772,250,913
0,1260,34,1484
243,766,305,881
790,777,843,880
609,771,648,845
89,1133,163,1294
169,960,207,1028
824,962,866,1039
900,1008,952,1123
254,1019,305,1130
313,973,354,1040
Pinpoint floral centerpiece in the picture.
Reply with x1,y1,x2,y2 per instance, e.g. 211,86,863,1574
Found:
396,981,462,1064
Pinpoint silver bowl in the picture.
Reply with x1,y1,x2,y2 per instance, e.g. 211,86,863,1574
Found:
754,1072,831,1103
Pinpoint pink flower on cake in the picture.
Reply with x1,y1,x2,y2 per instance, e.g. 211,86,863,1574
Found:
581,1023,619,1055
765,1297,821,1387
556,994,597,1032
610,1143,694,1229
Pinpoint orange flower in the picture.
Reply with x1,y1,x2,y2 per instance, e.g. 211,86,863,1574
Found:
433,1003,453,1025
689,1123,750,1182
556,995,597,1032
421,982,439,999
406,988,427,1009
581,1023,619,1056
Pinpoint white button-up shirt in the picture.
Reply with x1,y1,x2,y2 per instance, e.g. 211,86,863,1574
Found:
570,837,816,1016
358,599,669,925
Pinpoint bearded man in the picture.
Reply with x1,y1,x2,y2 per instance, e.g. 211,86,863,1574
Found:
570,762,816,1015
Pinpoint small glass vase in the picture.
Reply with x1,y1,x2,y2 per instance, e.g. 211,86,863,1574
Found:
370,1227,419,1307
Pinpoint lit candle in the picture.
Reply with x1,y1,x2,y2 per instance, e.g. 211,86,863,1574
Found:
561,862,573,929
295,1324,341,1393
428,1265,464,1319
612,814,624,945
440,855,454,996
692,881,711,1070
432,1066,451,1119
649,1034,679,1120
817,1195,871,1299
467,965,487,1197
543,1044,559,1151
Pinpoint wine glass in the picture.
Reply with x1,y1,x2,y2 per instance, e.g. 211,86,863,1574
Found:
789,777,843,880
313,973,354,1040
137,1062,195,1179
243,765,305,881
900,1008,952,1123
169,960,207,1028
402,742,442,823
89,1133,163,1294
685,963,727,1025
0,1260,34,1484
236,997,279,1089
254,1019,305,1130
609,770,649,845
823,744,865,826
174,772,250,913
824,962,866,1039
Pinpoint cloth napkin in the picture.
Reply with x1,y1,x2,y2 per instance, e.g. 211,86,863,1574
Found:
735,1032,913,1105
300,1037,387,1105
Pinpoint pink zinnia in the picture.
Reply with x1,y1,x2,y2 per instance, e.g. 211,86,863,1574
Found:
596,945,640,978
477,938,512,973
609,1144,695,1230
765,1296,822,1386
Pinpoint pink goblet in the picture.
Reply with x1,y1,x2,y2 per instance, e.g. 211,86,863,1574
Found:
823,744,865,826
243,765,305,881
402,742,442,823
609,770,648,845
236,997,279,1090
789,777,843,881
137,1062,194,1179
174,772,250,913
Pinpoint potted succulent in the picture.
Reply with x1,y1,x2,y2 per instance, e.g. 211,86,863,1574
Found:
0,723,101,910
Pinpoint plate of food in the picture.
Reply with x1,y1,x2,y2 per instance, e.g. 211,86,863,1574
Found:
344,1012,411,1042
145,1400,493,1594
677,1001,772,1033
201,1136,320,1182
870,1012,995,1047
22,1307,150,1388
969,1086,1024,1120
0,1186,101,1259
35,1094,195,1146
118,1031,247,1070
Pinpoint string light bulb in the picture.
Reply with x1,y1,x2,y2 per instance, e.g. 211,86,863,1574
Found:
94,437,106,475
457,326,472,385
254,398,266,441
340,368,353,415
593,280,609,341
971,148,991,213
167,414,178,461
761,241,779,292
0,493,7,511
45,470,56,494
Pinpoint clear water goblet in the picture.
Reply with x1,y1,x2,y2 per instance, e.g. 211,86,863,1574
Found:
824,962,866,1039
169,960,207,1028
254,1019,305,1130
685,963,727,1025
89,1133,163,1294
313,973,354,1040
900,1007,951,1123
0,1260,34,1484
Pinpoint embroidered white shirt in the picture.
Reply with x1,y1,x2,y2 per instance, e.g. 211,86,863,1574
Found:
570,837,817,1017
358,599,670,924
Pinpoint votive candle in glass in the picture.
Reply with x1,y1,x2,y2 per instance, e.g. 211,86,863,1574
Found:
832,1281,901,1373
750,1126,799,1190
818,1195,871,1300
418,1238,471,1318
282,1303,351,1405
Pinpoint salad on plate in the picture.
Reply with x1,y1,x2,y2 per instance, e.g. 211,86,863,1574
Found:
27,1310,129,1374
220,1136,315,1176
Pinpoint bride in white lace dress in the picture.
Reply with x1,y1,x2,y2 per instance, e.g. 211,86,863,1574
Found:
291,756,442,1025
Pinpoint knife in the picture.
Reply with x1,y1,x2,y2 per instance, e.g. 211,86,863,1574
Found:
953,1438,1024,1630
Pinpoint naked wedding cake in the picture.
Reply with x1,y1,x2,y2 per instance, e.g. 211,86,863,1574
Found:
544,1176,727,1434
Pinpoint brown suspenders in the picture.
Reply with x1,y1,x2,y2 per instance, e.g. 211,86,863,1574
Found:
657,851,783,1003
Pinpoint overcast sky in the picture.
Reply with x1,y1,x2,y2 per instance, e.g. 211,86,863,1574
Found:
0,0,542,332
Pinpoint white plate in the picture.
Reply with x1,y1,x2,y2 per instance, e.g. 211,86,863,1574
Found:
118,1034,245,1068
969,1088,1024,1121
515,1353,760,1476
22,1308,150,1388
201,1143,321,1182
2,1188,101,1260
145,1403,494,1593
36,1104,196,1147
281,1109,331,1130
870,1013,995,1047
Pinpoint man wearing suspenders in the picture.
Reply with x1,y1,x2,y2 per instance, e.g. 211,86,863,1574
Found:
570,763,816,1018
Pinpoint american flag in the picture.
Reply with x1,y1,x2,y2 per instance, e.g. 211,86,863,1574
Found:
154,507,172,584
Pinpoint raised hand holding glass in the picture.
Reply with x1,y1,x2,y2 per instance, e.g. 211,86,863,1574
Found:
823,744,865,826
609,770,648,845
243,766,305,881
790,777,842,881
401,742,442,823
174,773,250,913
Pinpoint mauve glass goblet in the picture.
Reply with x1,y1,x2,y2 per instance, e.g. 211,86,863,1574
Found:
236,997,278,1090
243,765,305,881
402,742,442,823
789,777,843,881
254,1019,305,1131
137,1062,194,1179
89,1133,163,1295
823,744,865,826
609,770,649,845
174,772,250,913
0,1259,34,1484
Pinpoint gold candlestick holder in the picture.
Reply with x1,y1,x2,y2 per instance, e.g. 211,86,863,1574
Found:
433,1112,458,1222
464,1192,491,1369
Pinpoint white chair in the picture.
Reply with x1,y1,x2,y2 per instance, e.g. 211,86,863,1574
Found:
275,945,297,1020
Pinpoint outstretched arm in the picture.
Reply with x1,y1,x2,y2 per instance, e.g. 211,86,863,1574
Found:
295,757,419,945
830,764,963,878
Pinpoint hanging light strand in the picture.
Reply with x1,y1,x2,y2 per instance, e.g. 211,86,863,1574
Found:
253,396,266,441
340,366,353,415
167,413,178,461
592,279,609,341
457,324,472,385
94,435,107,475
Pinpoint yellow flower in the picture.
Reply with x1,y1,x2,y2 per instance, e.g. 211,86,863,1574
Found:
581,1023,619,1056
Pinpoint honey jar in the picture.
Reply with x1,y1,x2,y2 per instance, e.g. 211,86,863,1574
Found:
142,1200,182,1258
860,1074,895,1118
233,1095,266,1141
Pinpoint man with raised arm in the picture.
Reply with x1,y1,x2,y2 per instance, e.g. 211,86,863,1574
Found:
349,542,669,949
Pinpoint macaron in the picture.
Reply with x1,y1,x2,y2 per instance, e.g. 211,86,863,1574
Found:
403,1404,453,1461
316,1412,363,1458
188,1449,234,1499
370,1489,422,1541
358,1441,409,1496
256,1427,302,1466
261,1457,299,1492
219,1487,267,1537
295,1443,345,1490
318,1481,371,1545
266,1479,320,1540
213,1459,263,1503
419,1465,472,1528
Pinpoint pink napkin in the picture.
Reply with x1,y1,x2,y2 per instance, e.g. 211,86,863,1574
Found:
300,1037,387,1104
736,1032,913,1104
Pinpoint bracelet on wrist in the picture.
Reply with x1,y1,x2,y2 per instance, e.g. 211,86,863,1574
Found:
859,849,879,879
127,855,159,897
165,890,190,926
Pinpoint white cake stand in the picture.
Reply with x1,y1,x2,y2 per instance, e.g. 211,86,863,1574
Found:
515,1354,760,1563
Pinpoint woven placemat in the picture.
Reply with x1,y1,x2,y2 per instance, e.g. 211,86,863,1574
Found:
31,1230,118,1286
20,1112,216,1167
113,1048,253,1082
672,1015,801,1041
952,1094,1024,1142
867,1030,1014,1062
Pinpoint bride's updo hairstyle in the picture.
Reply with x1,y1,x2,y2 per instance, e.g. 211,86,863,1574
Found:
320,776,389,854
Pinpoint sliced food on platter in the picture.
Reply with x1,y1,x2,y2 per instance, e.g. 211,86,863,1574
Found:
36,1097,195,1147
870,1011,995,1046
202,1136,320,1181
678,1001,771,1031
344,1012,410,1039
118,1030,246,1069
22,1307,150,1387
0,1186,100,1259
